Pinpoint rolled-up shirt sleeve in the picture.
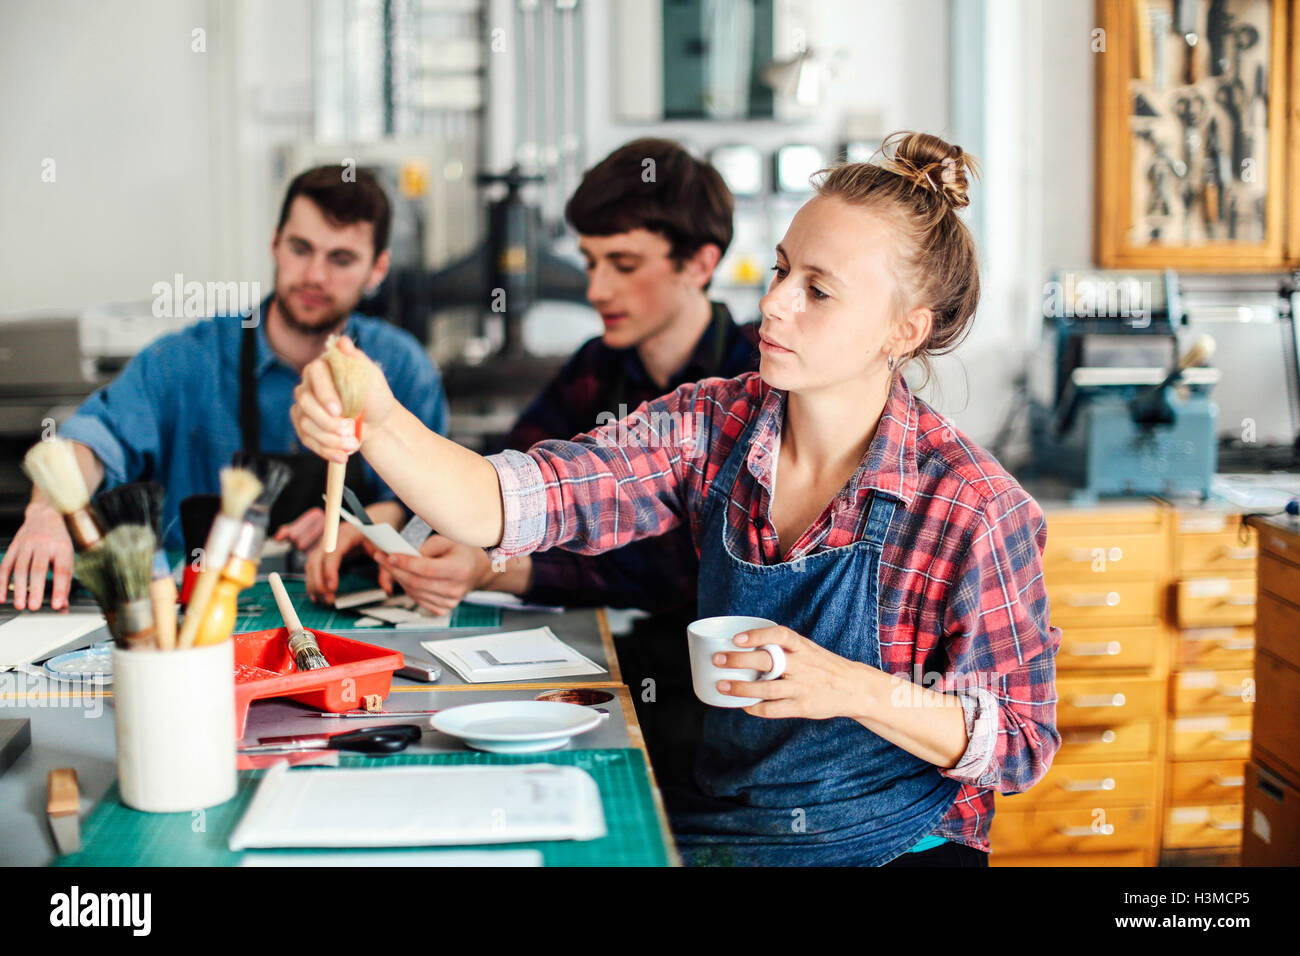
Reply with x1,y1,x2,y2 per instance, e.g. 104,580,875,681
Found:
57,336,175,488
933,489,1061,793
485,386,701,567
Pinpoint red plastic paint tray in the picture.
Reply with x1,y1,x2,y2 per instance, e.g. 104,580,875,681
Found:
232,628,404,737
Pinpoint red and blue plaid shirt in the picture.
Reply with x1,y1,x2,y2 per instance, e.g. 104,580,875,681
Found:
487,370,1061,853
500,302,758,611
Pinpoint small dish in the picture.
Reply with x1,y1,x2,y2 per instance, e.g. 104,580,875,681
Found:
430,700,603,753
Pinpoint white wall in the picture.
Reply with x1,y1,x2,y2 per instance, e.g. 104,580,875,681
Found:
0,0,221,312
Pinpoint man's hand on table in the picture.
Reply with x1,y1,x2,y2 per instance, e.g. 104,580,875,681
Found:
304,520,366,606
273,506,326,552
0,502,75,611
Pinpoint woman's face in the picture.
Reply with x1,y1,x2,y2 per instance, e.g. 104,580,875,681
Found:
758,195,923,395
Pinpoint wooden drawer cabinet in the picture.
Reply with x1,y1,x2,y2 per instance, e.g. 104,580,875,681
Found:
1044,531,1163,582
1058,721,1157,763
1056,675,1163,727
1168,760,1247,805
1170,714,1252,761
1175,626,1255,670
990,805,1153,855
1056,624,1157,671
1256,554,1300,612
1175,576,1257,627
1164,804,1244,849
1171,669,1254,716
1256,594,1300,670
1001,759,1157,811
1252,649,1300,786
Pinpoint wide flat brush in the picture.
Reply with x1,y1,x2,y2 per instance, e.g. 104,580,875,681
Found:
22,439,103,552
177,467,261,649
94,483,177,650
320,336,370,553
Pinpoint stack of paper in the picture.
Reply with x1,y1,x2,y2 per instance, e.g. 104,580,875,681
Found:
228,762,606,848
421,626,605,682
0,614,106,673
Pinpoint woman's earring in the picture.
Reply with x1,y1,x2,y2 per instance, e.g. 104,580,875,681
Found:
887,354,897,372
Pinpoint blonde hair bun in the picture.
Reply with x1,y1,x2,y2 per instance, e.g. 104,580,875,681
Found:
877,131,978,210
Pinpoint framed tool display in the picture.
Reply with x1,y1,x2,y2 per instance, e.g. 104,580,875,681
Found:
1095,0,1298,268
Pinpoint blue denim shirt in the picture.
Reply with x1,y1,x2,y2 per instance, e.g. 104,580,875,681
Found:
59,310,448,548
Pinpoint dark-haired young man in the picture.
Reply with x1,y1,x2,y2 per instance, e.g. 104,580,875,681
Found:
2,165,448,611
334,139,758,783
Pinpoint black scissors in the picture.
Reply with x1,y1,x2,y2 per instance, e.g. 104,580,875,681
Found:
239,724,423,756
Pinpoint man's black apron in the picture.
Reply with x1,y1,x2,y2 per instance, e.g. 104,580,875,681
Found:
239,316,373,532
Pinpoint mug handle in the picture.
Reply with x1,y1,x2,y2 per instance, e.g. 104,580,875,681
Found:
757,644,786,681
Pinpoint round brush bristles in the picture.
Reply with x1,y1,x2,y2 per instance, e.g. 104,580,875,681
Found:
218,467,263,519
103,525,157,605
231,454,293,511
22,439,91,514
323,335,371,417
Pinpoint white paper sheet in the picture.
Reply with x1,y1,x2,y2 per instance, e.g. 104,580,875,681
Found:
239,849,544,866
463,590,566,613
339,508,421,556
421,626,605,683
0,614,106,672
228,762,606,849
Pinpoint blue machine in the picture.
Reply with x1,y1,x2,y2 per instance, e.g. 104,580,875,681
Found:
1031,270,1220,503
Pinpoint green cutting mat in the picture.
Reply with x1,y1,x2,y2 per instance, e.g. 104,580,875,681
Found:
55,749,671,867
232,575,500,633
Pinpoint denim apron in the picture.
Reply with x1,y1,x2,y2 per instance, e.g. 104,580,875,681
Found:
669,411,962,866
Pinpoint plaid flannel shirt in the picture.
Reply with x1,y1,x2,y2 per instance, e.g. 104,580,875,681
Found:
487,371,1061,852
499,301,759,610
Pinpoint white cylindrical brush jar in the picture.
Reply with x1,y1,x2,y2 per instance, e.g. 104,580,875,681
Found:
112,641,236,812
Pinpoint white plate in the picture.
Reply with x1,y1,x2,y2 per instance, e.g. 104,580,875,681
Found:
431,701,603,753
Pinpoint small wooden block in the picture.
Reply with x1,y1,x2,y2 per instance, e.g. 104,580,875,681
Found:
363,694,383,712
47,768,80,817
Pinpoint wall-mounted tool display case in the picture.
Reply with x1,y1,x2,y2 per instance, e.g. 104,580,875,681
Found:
1095,0,1299,269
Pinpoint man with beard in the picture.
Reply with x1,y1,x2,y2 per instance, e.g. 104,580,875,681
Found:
1,165,448,611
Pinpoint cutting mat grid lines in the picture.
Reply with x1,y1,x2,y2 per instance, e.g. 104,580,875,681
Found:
232,576,500,633
55,749,669,867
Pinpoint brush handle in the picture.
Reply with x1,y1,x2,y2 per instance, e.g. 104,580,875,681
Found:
150,577,178,651
194,557,257,647
176,515,244,648
268,572,304,633
63,508,104,552
322,461,346,553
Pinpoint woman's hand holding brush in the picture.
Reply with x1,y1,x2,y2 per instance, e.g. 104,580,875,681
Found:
291,339,507,551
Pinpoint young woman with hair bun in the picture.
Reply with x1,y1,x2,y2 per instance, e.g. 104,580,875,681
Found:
290,130,1061,867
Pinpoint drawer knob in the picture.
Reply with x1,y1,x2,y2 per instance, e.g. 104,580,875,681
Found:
1067,641,1123,657
1058,824,1115,837
1060,777,1117,792
1071,693,1127,708
1211,774,1244,788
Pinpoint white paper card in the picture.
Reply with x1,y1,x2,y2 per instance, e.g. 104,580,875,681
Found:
240,849,543,866
0,614,106,672
463,591,566,614
228,762,606,849
339,508,421,556
421,626,605,683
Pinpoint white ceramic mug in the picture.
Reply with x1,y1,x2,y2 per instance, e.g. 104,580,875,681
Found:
687,616,786,708
112,640,237,812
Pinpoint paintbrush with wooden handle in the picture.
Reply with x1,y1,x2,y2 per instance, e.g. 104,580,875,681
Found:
268,572,330,671
320,335,370,554
177,467,261,649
